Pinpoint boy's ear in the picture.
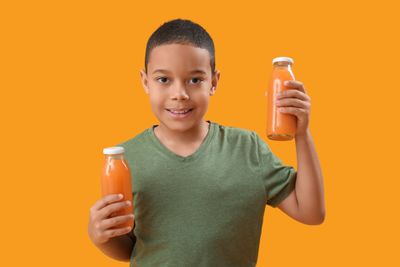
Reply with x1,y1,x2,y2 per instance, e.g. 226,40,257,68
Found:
209,70,220,96
140,69,149,94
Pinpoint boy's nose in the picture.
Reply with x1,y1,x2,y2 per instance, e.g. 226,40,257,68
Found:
170,84,189,100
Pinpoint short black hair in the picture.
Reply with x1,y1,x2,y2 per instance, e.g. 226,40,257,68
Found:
144,19,216,74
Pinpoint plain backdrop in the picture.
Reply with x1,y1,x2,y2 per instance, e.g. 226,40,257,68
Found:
1,0,399,266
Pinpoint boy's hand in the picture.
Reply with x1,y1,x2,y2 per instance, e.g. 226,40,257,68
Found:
88,194,135,245
275,80,311,137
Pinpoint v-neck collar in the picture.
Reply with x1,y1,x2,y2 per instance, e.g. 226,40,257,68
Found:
147,120,216,162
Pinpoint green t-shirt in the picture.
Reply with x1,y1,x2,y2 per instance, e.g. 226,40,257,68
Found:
117,120,297,267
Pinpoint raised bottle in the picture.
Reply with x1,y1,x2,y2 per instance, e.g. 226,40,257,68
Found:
266,56,297,141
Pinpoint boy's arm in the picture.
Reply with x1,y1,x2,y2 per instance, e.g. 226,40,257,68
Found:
277,129,326,225
94,233,134,262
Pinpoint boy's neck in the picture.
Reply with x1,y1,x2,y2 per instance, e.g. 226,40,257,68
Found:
154,120,210,146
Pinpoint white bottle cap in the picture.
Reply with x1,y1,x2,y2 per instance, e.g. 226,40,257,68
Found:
103,146,125,155
272,56,294,64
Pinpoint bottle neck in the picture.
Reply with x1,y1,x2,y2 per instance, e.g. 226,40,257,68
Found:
105,153,125,160
273,61,292,69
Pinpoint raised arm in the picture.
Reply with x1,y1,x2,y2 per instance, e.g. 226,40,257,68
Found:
274,80,325,225
277,129,325,225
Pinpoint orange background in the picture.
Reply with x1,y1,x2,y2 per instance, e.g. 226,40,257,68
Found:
1,0,399,266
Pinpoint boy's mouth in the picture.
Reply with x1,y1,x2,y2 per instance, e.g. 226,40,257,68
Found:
165,108,194,117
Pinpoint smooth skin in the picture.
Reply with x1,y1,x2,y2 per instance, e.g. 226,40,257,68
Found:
140,43,220,157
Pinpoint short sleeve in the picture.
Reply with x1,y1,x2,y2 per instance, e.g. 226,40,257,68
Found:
254,132,297,207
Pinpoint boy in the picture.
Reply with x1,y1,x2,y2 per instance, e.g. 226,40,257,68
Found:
88,19,325,266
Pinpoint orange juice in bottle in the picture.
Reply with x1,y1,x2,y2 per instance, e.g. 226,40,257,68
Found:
101,146,133,229
266,56,297,141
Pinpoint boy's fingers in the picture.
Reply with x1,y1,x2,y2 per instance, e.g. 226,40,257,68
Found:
101,214,134,230
99,200,131,219
92,194,123,212
276,98,309,109
284,80,307,93
277,90,310,101
104,226,132,239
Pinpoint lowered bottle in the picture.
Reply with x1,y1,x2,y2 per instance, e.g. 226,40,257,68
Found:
101,146,133,229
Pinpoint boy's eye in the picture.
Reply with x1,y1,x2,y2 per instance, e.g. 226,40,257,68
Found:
156,77,169,84
190,78,203,84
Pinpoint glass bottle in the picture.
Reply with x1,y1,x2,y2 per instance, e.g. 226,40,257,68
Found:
266,57,297,141
101,146,133,228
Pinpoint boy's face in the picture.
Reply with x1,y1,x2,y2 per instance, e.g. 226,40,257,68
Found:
140,43,220,133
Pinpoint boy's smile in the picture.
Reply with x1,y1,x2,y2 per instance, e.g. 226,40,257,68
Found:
140,43,220,135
